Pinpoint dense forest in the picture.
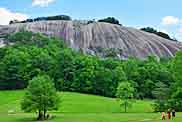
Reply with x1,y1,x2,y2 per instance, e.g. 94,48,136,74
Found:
0,32,181,111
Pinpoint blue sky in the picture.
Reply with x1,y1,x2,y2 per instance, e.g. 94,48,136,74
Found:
0,0,182,41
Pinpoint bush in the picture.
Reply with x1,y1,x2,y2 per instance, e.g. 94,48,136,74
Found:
141,27,176,41
98,17,121,25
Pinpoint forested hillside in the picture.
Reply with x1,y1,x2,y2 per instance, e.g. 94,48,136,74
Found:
0,31,181,111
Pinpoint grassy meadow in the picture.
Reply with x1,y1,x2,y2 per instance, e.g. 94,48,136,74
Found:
0,91,181,122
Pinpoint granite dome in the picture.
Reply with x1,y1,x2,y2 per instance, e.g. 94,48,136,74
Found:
0,20,181,59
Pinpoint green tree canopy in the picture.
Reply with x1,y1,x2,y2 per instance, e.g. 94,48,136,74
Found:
21,75,60,120
141,27,176,41
116,81,135,113
98,17,121,25
172,52,182,86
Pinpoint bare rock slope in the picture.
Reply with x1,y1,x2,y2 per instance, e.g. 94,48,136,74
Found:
0,20,182,59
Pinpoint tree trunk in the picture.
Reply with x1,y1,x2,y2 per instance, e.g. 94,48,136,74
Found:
43,109,47,120
125,101,127,113
37,110,43,120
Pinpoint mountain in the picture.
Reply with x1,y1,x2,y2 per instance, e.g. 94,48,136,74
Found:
0,20,182,59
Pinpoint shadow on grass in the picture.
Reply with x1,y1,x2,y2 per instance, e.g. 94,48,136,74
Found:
16,117,36,122
16,115,57,122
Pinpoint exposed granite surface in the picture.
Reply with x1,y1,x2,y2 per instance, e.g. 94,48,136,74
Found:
0,21,181,59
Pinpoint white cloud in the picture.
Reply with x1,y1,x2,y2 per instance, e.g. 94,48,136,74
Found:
32,0,55,7
0,8,29,25
178,28,182,33
161,16,179,25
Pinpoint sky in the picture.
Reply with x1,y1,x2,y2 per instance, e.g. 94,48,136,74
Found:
0,0,182,41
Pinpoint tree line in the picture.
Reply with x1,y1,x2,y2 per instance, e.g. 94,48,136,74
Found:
9,15,72,24
141,27,177,41
9,15,122,25
0,31,181,111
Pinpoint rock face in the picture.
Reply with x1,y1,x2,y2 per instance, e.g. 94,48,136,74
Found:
0,20,182,59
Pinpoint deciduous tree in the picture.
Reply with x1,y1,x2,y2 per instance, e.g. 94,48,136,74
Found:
21,75,60,120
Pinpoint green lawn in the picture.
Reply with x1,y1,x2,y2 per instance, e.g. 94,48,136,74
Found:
0,90,181,122
0,113,182,122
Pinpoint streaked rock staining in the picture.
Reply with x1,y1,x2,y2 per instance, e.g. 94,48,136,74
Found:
0,20,181,59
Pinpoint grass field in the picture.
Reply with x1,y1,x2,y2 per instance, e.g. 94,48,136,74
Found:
0,90,181,122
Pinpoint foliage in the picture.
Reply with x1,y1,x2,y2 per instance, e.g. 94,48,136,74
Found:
152,100,168,112
167,52,182,111
141,27,177,41
171,52,182,87
168,88,182,112
0,31,180,103
21,75,59,120
152,82,170,100
152,52,182,112
166,52,182,111
103,48,121,58
9,15,72,24
98,17,121,25
0,33,60,89
152,82,170,112
116,81,135,112
141,27,157,33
